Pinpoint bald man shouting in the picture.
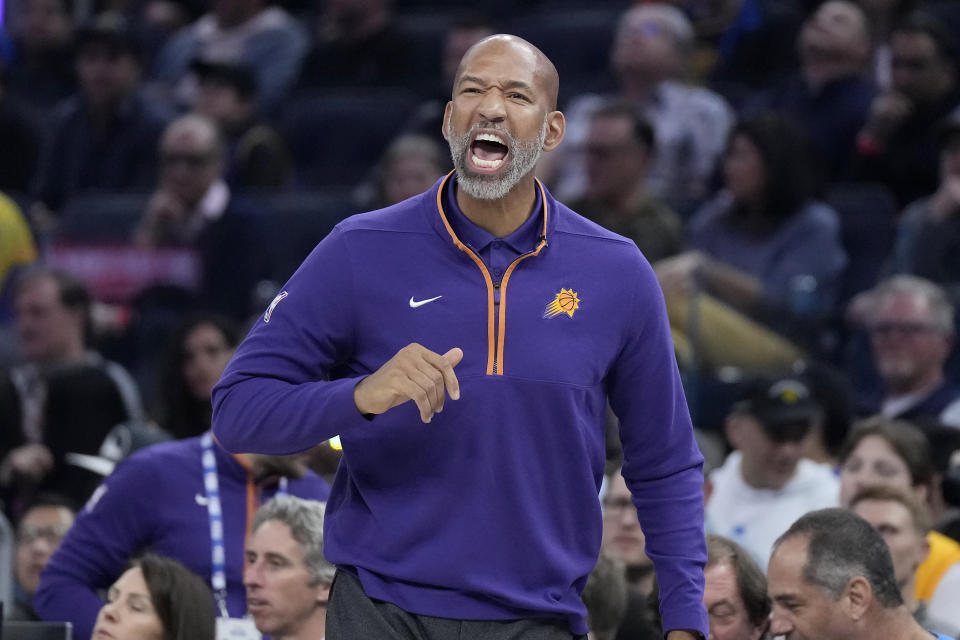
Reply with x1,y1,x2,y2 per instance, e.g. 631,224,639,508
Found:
213,35,707,640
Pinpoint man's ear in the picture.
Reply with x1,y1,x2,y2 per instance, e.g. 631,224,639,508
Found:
542,110,566,152
441,102,453,142
843,576,872,621
317,581,331,606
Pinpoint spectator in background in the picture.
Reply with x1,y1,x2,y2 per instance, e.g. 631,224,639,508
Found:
567,101,681,264
0,192,38,325
365,133,446,209
1,0,76,120
702,534,769,640
33,13,170,214
245,496,334,640
92,554,215,640
837,417,960,607
767,508,954,640
889,109,960,295
297,0,414,94
0,66,41,194
543,3,733,214
857,0,920,89
35,432,329,640
0,267,143,517
850,485,960,637
405,13,497,152
655,113,846,371
854,12,960,206
155,314,238,440
190,58,292,189
149,0,308,113
581,553,629,640
748,0,877,180
854,276,960,425
707,376,839,569
133,114,269,320
602,467,655,596
10,494,76,621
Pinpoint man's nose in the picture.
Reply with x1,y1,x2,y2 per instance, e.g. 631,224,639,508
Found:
478,90,506,122
768,611,791,636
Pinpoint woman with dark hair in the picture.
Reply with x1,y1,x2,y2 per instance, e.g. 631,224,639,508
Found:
156,314,239,439
92,554,215,640
655,112,847,370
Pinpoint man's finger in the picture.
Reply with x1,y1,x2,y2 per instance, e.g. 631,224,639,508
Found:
403,378,434,423
441,348,463,400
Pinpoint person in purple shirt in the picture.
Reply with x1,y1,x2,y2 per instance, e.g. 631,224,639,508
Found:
212,34,707,640
32,435,329,640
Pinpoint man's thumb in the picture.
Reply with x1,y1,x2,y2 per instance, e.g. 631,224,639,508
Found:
443,347,464,367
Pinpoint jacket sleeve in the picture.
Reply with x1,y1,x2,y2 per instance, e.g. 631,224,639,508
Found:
33,454,159,640
606,250,708,638
212,226,373,455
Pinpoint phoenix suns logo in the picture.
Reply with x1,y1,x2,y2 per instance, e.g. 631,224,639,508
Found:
544,288,580,318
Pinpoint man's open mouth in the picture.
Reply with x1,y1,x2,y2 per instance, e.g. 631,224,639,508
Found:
470,132,509,170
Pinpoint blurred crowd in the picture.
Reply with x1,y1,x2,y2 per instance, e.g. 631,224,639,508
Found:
3,0,960,637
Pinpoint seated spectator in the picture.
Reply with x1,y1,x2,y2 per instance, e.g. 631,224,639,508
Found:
244,495,333,640
10,493,76,621
767,508,954,640
602,466,655,595
850,485,960,636
852,276,960,424
297,0,414,95
567,101,682,264
404,13,496,153
703,534,769,640
361,133,446,210
149,0,308,113
133,113,269,320
853,12,960,206
890,109,960,295
581,553,629,640
543,3,733,214
93,554,215,640
747,0,877,180
34,433,330,640
190,58,292,189
838,417,960,605
859,0,921,90
1,0,76,120
707,376,839,569
33,13,170,213
655,113,846,371
155,314,239,439
0,267,143,516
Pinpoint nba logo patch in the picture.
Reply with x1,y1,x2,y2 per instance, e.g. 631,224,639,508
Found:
544,288,580,318
264,291,288,323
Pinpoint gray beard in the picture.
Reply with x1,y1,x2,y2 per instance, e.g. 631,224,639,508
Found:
446,116,548,200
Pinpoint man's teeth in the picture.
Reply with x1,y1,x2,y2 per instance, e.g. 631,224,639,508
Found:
473,155,504,168
475,133,506,145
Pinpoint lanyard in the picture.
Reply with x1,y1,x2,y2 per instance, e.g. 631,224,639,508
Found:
200,432,288,618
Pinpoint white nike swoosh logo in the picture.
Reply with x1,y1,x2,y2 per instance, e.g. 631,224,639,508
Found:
409,295,442,308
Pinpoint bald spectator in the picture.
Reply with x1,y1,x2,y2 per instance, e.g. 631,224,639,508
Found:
544,3,733,214
703,535,769,640
749,0,877,180
134,114,268,319
567,101,682,264
850,484,960,637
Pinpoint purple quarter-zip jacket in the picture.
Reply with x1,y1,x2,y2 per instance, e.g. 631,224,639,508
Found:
212,173,708,636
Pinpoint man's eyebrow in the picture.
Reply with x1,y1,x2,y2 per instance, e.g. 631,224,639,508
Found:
457,75,486,87
456,76,536,95
707,599,735,613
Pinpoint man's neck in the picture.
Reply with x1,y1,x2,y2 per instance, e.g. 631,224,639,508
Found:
802,58,859,92
455,176,539,238
886,371,944,399
36,344,86,371
273,608,326,640
864,605,938,640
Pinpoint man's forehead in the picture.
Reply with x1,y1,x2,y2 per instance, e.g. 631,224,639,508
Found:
455,35,557,104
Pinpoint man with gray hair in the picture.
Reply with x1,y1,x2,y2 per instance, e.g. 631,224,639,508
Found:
767,508,952,639
245,495,333,640
863,275,960,426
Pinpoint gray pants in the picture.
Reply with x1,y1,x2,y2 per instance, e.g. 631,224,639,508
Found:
326,570,585,640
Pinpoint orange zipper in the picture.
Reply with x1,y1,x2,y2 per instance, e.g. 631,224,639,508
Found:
435,172,549,375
